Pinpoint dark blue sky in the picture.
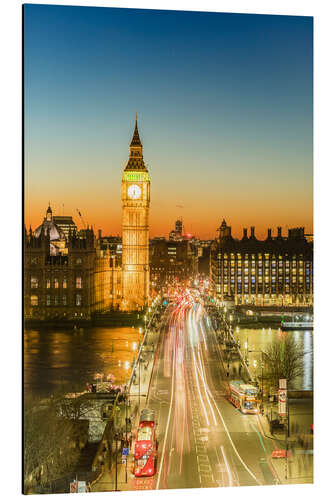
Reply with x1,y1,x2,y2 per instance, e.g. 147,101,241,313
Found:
24,4,313,238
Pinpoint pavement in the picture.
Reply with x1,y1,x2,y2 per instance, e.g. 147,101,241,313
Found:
91,320,161,492
212,312,313,485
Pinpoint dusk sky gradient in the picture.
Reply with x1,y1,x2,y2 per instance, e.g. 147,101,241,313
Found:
24,4,313,239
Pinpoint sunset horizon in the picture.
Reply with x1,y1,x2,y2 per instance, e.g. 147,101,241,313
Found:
24,5,313,240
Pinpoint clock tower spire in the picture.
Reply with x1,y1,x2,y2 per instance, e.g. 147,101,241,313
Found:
121,115,150,311
125,114,147,171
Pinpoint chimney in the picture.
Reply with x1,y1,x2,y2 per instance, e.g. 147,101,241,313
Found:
243,228,248,238
98,229,102,240
250,226,255,238
267,228,272,239
277,227,282,238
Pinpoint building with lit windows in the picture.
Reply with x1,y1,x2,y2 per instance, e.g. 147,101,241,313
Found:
52,215,77,241
150,238,197,287
24,206,122,322
210,220,313,307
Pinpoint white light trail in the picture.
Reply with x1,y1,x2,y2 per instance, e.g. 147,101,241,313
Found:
220,445,233,487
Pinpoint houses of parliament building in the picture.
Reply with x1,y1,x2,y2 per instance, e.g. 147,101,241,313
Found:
24,117,149,322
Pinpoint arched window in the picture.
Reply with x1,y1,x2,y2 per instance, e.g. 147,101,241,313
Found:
76,294,82,306
30,295,38,306
76,277,82,289
31,277,38,289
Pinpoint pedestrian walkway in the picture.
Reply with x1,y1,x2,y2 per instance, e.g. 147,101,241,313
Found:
91,324,160,492
211,310,313,486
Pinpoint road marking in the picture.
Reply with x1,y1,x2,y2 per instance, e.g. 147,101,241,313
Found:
198,464,211,473
156,335,176,490
199,311,262,486
220,445,233,487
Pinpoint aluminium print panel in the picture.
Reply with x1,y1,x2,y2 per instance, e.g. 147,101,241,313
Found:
23,3,313,494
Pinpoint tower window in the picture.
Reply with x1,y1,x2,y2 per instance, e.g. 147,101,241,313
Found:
31,277,38,289
30,295,38,306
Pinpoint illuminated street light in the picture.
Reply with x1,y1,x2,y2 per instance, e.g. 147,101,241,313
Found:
132,342,137,351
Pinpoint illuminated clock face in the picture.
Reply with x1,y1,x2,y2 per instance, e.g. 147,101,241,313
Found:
128,184,141,199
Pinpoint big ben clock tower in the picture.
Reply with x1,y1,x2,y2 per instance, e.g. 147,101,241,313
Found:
121,115,150,311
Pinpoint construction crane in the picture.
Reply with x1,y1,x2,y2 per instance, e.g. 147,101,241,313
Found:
76,209,88,229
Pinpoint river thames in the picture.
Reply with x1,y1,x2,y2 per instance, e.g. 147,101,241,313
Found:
24,326,142,398
24,324,313,398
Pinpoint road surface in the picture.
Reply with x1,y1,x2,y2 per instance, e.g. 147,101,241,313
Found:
131,300,280,490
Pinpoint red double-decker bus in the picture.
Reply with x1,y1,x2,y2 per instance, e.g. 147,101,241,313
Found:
134,409,157,477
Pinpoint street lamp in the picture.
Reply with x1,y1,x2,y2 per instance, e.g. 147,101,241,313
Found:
248,349,265,406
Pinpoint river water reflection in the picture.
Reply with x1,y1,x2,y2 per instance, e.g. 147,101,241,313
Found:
235,327,313,390
24,324,313,398
24,327,141,398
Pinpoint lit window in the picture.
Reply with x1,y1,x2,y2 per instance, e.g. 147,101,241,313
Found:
31,277,38,289
54,296,58,306
46,279,51,289
76,258,82,265
63,295,67,305
30,295,38,306
76,294,82,306
54,278,59,289
63,278,67,289
46,295,51,306
76,277,82,289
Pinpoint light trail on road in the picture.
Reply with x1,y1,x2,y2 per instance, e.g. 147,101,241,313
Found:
147,292,277,490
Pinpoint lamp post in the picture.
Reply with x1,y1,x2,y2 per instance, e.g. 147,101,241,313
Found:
248,349,265,405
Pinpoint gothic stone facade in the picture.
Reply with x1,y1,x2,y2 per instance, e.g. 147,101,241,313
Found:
120,117,150,311
24,228,122,322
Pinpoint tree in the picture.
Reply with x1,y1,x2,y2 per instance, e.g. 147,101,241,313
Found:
263,333,309,391
24,395,81,493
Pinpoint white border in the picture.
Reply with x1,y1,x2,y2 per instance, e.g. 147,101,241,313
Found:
1,1,332,499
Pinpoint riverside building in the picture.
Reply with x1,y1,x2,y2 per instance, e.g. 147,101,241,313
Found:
210,220,313,307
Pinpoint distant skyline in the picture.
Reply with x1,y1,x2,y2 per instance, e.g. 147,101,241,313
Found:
24,5,313,239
